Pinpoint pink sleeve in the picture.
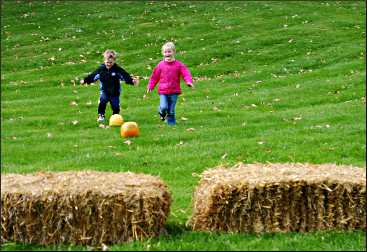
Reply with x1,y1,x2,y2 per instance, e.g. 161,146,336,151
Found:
180,63,193,84
147,64,161,90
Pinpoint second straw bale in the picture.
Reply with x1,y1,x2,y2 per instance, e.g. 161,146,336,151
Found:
189,163,366,233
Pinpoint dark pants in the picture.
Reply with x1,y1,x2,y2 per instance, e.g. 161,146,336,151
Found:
98,91,120,115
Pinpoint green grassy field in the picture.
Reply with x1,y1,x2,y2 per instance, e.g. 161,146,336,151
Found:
1,1,366,250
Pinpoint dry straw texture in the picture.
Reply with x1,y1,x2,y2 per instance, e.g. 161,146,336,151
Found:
189,163,366,233
1,171,171,245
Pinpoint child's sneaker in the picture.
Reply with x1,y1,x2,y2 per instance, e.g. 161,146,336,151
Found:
159,112,166,121
97,114,105,123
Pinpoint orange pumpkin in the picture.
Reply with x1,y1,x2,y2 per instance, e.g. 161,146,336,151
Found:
120,122,140,137
109,114,124,126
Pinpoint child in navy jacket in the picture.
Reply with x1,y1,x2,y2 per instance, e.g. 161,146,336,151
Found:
80,50,138,123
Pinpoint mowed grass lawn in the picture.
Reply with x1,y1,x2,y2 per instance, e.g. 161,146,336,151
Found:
1,1,366,250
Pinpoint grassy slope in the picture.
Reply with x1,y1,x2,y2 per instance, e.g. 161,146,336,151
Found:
1,1,366,250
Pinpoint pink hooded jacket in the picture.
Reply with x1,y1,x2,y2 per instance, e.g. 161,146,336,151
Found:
147,60,193,94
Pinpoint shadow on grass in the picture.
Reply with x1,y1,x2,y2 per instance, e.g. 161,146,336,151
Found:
0,223,191,251
1,225,365,251
164,222,192,237
0,242,88,251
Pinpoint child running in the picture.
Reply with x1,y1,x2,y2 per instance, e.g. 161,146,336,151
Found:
80,50,138,123
146,42,194,125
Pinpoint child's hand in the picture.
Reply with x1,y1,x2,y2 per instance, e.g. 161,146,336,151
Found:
80,79,85,84
133,76,140,86
143,89,152,99
187,83,195,89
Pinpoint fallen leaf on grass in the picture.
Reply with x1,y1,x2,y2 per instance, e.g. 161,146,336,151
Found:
72,120,79,125
98,124,110,129
192,172,200,177
124,140,132,145
186,128,195,132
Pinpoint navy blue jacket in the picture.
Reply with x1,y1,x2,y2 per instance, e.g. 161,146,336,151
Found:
83,63,134,96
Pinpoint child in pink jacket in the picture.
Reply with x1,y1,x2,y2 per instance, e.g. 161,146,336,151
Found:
146,42,194,125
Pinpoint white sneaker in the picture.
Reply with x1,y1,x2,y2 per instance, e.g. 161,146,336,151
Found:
97,114,105,123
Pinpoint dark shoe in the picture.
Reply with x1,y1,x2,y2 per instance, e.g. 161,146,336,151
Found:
159,112,166,121
97,114,105,123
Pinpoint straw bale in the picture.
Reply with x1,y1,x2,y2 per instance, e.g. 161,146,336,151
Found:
1,171,171,245
189,163,366,233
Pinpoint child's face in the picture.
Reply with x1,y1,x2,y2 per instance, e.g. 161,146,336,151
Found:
163,48,175,61
104,58,115,69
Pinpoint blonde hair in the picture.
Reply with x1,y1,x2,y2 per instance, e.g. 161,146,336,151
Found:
103,49,117,60
161,42,176,54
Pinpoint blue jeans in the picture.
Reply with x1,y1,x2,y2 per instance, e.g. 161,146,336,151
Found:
159,94,178,125
98,91,120,115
